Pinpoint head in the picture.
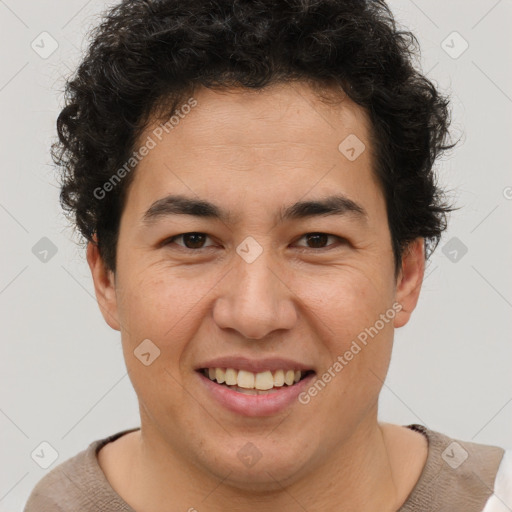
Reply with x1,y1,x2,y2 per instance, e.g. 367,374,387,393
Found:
55,0,455,490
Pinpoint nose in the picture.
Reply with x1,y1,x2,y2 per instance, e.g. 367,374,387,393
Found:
212,245,297,340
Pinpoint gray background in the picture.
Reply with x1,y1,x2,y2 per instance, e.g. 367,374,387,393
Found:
1,0,511,510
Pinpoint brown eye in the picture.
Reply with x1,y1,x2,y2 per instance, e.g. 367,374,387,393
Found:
294,233,345,250
165,232,214,250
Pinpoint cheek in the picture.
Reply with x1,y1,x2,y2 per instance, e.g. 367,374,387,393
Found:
293,264,395,342
292,266,395,402
114,270,204,418
114,266,213,366
113,263,234,416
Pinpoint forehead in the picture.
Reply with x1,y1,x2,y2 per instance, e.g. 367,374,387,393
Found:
155,82,370,154
124,82,381,221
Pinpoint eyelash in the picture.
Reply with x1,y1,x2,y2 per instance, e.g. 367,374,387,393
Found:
162,232,347,252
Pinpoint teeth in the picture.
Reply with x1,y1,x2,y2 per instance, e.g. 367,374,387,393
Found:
273,369,285,387
225,368,238,385
254,370,274,390
284,370,295,386
215,368,225,384
237,370,255,389
203,367,309,390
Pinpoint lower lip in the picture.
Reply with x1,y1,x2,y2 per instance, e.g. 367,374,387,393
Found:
196,371,316,417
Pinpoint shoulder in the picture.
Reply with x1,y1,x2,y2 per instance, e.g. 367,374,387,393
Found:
23,428,140,512
481,447,512,512
23,444,96,512
399,424,511,512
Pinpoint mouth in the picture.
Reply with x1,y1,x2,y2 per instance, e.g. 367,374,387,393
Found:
197,367,316,395
196,367,316,416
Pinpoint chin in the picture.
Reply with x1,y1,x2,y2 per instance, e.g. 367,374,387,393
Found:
198,441,312,491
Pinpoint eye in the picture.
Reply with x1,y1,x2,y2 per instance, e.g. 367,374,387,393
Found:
162,232,346,252
293,232,346,250
163,232,216,250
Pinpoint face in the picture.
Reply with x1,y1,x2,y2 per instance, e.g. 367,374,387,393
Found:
88,82,424,490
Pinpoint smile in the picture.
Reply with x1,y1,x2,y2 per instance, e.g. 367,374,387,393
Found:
196,367,316,416
200,367,315,394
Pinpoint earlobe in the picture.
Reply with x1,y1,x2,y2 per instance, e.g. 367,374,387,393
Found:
393,238,425,329
86,236,121,331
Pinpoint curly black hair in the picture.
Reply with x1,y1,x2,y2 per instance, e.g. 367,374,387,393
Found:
53,0,457,275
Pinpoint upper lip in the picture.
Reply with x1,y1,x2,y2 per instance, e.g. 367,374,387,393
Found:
195,356,315,374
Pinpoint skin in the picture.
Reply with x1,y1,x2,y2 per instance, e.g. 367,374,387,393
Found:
88,81,428,512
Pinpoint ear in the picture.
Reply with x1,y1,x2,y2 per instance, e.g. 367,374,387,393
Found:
393,237,425,328
86,236,121,331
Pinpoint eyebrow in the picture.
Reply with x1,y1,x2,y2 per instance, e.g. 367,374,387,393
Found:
141,193,368,226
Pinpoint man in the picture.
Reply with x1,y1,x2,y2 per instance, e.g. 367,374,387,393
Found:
24,0,511,510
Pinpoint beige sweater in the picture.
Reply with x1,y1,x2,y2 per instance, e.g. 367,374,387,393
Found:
23,424,511,511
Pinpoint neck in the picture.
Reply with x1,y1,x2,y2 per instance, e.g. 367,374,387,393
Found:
125,413,411,512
